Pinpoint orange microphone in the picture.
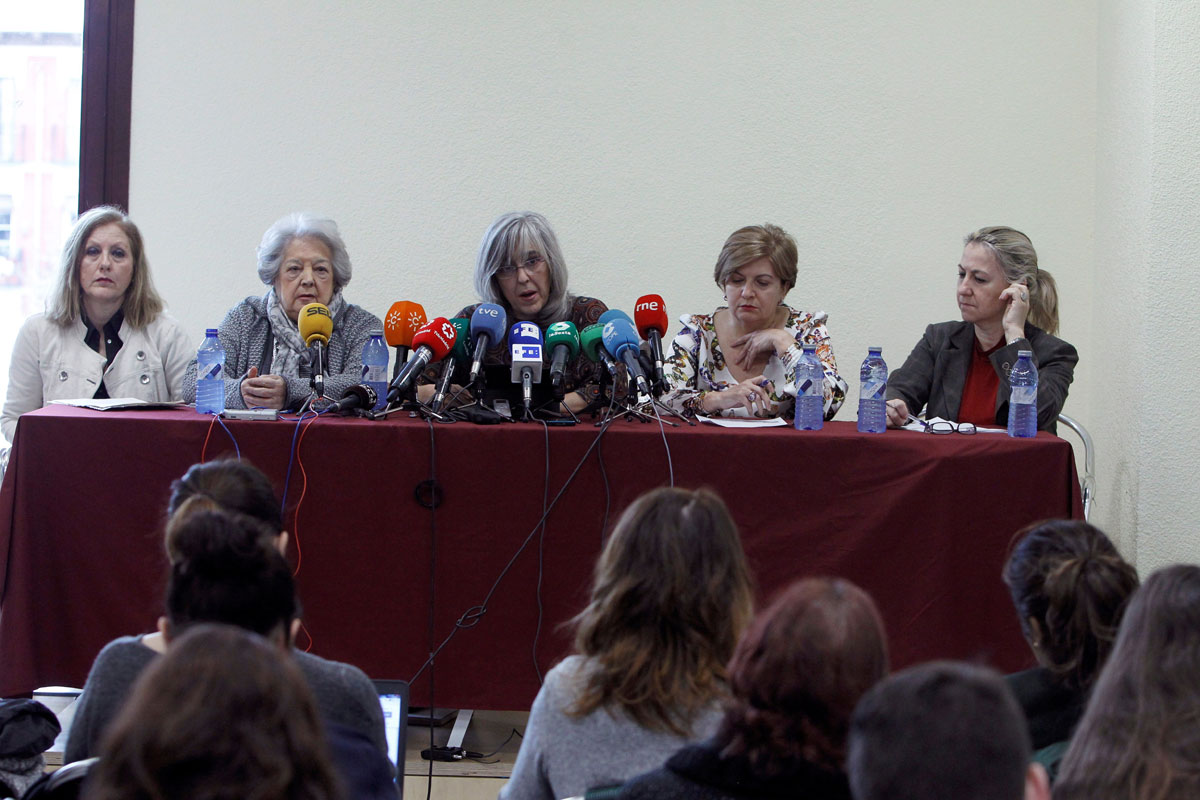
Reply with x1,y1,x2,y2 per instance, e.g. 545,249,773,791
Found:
384,301,426,381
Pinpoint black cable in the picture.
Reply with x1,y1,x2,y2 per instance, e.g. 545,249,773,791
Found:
408,422,612,684
596,423,611,547
531,418,550,685
650,400,675,488
467,727,524,762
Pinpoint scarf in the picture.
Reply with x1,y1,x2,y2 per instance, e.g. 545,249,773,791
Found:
264,289,347,378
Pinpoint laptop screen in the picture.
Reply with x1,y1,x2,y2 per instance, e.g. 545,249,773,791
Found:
372,679,409,772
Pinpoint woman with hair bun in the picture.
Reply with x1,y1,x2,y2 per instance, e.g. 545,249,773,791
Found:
1055,564,1200,800
500,487,755,800
885,227,1078,432
1002,519,1139,779
619,577,889,800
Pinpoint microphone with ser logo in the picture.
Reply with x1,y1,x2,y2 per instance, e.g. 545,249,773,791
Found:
298,302,333,398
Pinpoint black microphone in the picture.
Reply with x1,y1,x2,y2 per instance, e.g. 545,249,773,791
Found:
333,384,378,413
430,318,470,414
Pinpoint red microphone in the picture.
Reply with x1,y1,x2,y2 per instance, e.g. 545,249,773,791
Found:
384,301,427,380
634,294,669,392
386,317,456,404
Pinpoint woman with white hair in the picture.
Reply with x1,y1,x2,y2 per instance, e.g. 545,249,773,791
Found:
2,205,191,443
183,213,381,411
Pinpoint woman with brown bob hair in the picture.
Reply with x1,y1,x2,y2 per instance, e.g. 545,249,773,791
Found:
1001,519,1138,780
620,577,889,799
83,623,344,800
1054,564,1200,800
500,487,755,800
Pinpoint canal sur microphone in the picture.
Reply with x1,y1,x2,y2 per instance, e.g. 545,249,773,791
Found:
384,301,426,380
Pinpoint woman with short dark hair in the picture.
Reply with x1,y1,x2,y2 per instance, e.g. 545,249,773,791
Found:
620,577,889,800
500,487,755,800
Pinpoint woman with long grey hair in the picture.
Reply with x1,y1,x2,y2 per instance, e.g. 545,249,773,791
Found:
182,213,381,411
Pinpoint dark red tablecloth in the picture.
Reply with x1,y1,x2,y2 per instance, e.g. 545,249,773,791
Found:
0,406,1081,707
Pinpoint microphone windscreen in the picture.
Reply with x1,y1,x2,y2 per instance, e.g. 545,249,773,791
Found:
634,295,669,339
602,316,640,359
545,321,580,358
385,301,426,347
509,321,544,347
411,317,457,360
298,303,333,346
579,324,606,362
448,318,471,362
598,308,634,328
470,303,507,346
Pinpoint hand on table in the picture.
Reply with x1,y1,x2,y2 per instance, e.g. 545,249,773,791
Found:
240,367,287,410
704,375,773,416
886,398,910,428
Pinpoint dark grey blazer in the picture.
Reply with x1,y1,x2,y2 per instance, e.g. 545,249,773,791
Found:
886,321,1078,433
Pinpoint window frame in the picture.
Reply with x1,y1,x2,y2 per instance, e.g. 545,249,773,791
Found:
79,0,134,213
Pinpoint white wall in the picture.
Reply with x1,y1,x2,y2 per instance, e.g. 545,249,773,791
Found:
126,2,1200,564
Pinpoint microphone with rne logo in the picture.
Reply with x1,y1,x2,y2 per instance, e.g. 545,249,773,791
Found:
634,294,669,393
386,317,456,405
509,321,544,412
600,310,652,399
333,383,378,414
468,303,507,388
545,321,580,399
298,302,333,398
580,323,620,380
431,317,471,414
384,301,426,381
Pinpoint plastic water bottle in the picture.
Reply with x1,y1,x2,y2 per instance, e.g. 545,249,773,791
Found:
794,344,824,431
361,330,389,411
857,346,888,434
1007,350,1038,438
195,329,225,415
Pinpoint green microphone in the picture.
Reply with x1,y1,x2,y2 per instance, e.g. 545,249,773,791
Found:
580,323,620,379
546,321,580,398
431,317,471,412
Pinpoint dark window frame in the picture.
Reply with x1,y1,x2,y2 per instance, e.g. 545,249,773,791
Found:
79,0,134,213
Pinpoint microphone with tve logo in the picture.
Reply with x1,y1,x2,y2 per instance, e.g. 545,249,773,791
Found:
545,321,580,399
384,301,426,381
387,317,456,405
468,303,507,389
298,302,333,398
634,294,669,393
509,321,544,412
430,317,471,414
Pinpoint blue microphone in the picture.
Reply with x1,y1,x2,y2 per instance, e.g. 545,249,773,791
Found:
468,303,507,388
601,311,652,399
509,321,544,411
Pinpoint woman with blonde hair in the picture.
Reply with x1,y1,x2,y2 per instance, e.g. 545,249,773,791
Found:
500,487,755,800
2,205,191,442
885,226,1078,433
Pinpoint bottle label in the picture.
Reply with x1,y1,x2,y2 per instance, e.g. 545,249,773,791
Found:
362,365,387,383
1011,386,1036,405
861,379,886,400
201,363,221,380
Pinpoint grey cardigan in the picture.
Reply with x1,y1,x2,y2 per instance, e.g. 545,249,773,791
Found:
886,321,1078,433
182,294,381,411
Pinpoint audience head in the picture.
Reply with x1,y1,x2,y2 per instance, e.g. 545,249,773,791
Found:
1055,564,1200,800
718,577,888,779
84,624,343,800
572,486,754,735
165,458,284,563
1003,519,1139,691
49,204,164,328
474,211,571,324
963,226,1060,334
848,661,1049,800
713,224,798,293
164,509,297,643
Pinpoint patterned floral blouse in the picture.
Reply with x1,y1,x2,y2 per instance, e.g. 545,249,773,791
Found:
662,306,848,420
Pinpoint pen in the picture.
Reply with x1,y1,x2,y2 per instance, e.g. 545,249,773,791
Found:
905,415,927,428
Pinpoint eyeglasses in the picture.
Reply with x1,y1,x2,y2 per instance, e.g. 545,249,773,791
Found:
925,421,977,435
496,255,546,279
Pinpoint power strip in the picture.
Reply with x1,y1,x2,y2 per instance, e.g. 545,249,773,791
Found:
221,408,279,421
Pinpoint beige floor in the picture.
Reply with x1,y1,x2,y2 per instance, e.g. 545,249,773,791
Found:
402,710,526,800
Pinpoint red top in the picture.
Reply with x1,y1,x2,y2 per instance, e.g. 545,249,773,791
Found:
958,336,1006,426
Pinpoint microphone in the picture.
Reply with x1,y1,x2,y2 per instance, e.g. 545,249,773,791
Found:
333,383,378,414
384,301,426,381
580,323,620,380
430,317,471,414
545,321,580,399
468,303,507,388
601,311,652,399
634,294,669,392
509,321,544,411
298,302,333,398
386,317,457,405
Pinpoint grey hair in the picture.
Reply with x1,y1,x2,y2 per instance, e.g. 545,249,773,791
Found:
474,211,573,325
964,226,1060,335
256,213,352,291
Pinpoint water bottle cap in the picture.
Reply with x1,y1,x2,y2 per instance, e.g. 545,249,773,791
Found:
205,328,218,337
868,346,882,353
369,329,384,337
802,343,816,352
1017,349,1033,358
